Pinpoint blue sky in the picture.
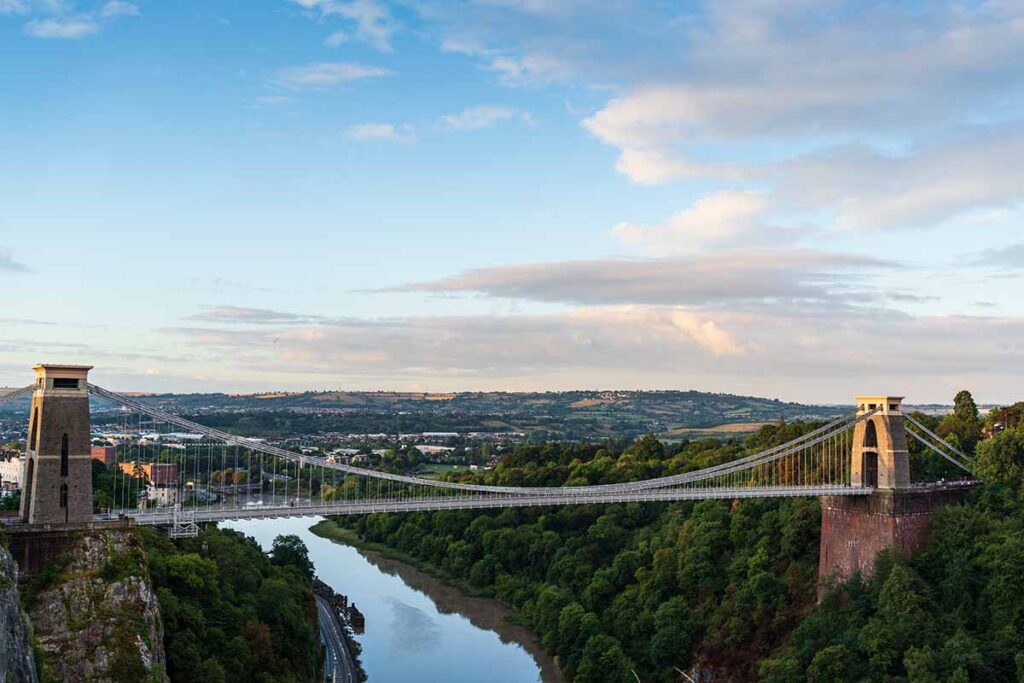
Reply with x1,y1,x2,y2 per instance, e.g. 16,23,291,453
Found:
1,0,1023,403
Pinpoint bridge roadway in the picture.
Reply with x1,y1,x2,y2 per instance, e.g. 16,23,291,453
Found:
111,485,873,526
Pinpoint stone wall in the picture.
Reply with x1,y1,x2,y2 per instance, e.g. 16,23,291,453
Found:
818,487,967,589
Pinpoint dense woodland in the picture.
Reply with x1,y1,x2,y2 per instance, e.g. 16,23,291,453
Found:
136,527,321,683
330,392,1024,682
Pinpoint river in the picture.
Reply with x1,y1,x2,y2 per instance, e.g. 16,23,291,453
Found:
223,516,560,683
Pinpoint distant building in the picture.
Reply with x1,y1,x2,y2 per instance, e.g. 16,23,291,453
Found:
144,484,179,507
0,452,24,491
119,461,179,485
91,445,116,468
413,445,456,456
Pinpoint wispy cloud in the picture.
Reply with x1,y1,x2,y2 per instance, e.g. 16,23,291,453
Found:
187,306,325,324
273,62,392,89
17,0,138,39
290,0,396,52
387,249,893,310
611,190,809,255
0,0,29,15
971,243,1024,270
99,1,138,19
441,105,528,131
0,250,30,273
165,307,1024,400
345,122,415,143
25,15,100,38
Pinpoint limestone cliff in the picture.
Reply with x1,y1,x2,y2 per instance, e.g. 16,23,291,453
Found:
0,543,37,683
28,530,168,682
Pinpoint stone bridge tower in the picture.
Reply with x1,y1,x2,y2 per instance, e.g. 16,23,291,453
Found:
818,395,963,590
849,396,910,490
20,365,94,524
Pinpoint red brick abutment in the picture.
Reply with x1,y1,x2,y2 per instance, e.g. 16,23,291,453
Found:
818,482,975,595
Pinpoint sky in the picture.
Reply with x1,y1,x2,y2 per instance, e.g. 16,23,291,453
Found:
1,0,1023,403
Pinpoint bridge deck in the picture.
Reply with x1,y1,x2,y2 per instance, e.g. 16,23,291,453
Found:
113,485,873,526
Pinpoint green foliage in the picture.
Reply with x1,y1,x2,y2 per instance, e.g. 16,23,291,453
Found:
0,490,20,511
138,526,320,683
937,389,983,455
269,535,314,580
336,425,829,681
762,425,1024,682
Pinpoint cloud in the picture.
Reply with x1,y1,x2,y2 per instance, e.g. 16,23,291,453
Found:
99,1,137,19
187,306,325,324
613,148,746,185
345,122,415,143
325,30,347,46
441,105,527,130
25,16,100,38
775,129,1024,231
971,243,1024,270
273,62,391,89
611,190,801,254
163,306,1024,402
0,250,30,273
291,0,395,52
0,0,28,15
585,3,1024,146
168,305,748,377
388,249,892,309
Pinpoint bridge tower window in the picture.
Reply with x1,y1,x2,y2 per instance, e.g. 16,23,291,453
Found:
29,407,38,451
59,483,68,509
60,433,69,477
53,378,80,390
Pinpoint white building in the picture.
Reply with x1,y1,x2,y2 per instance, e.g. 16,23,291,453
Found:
0,453,24,491
145,484,179,507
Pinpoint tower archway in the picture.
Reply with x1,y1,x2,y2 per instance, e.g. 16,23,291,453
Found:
850,397,910,490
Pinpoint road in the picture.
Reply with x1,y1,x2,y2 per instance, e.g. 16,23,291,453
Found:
316,594,358,683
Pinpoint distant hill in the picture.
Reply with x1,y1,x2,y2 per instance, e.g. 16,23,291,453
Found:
72,389,842,439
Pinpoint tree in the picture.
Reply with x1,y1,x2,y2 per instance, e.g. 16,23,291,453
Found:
938,390,983,455
269,534,314,580
574,634,633,683
976,429,1024,484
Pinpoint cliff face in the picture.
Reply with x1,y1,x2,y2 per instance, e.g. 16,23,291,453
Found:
28,530,168,683
0,544,38,683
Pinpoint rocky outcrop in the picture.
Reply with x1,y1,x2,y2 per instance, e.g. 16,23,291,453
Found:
28,530,168,683
0,543,37,682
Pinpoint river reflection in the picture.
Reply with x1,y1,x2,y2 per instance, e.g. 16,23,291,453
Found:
223,517,559,683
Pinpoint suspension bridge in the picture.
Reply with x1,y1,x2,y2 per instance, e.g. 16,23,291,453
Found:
0,365,975,545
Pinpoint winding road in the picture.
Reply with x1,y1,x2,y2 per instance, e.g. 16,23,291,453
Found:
316,594,358,683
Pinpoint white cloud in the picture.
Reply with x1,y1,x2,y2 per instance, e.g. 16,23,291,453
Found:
24,16,100,38
569,306,746,357
324,30,347,46
441,105,526,130
0,0,28,15
389,248,892,309
776,128,1024,231
345,122,415,143
290,0,395,52
612,148,746,186
612,191,782,254
273,62,392,89
99,1,137,19
164,306,1024,402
